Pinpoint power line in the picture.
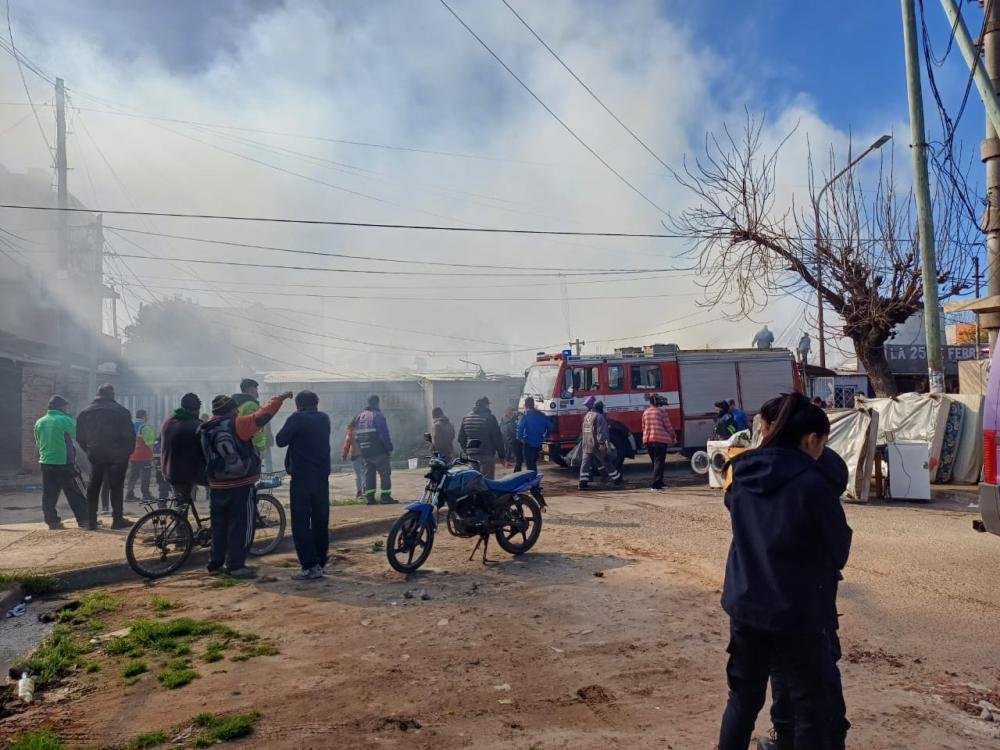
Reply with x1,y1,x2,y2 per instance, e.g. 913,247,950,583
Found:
5,0,50,159
500,0,670,172
102,224,689,273
437,0,668,217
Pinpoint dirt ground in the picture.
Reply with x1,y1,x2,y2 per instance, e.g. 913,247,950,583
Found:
3,463,1000,749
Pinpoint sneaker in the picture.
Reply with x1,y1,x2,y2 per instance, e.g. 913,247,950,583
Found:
291,566,323,581
648,487,664,493
366,497,377,506
206,563,224,574
379,495,399,505
111,518,133,530
578,481,590,491
46,522,66,530
226,566,257,579
126,494,140,502
612,476,625,486
756,735,793,750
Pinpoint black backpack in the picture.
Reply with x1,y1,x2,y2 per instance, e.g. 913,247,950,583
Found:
199,418,259,481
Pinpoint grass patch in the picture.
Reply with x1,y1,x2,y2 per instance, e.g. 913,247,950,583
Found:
157,658,198,689
370,540,384,553
122,659,147,678
192,711,261,747
0,573,59,597
25,626,89,688
10,729,65,750
149,595,177,612
124,730,168,750
56,590,122,626
203,641,226,663
210,576,244,588
332,497,364,506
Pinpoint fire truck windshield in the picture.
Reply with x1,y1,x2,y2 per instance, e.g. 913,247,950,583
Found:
522,364,560,401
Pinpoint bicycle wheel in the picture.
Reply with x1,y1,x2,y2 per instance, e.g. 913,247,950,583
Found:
125,509,194,579
248,493,286,556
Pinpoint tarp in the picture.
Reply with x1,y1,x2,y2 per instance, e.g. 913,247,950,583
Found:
948,393,983,484
856,393,950,477
827,408,879,503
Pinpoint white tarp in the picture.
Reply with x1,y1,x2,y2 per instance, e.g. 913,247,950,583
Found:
827,408,879,503
856,393,950,477
948,393,983,484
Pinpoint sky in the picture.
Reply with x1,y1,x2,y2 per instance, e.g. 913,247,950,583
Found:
0,0,986,376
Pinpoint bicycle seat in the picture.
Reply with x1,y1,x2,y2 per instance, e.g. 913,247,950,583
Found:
483,470,539,494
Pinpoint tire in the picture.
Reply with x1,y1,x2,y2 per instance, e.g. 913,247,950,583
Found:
494,493,543,555
609,432,629,473
125,508,194,579
248,493,286,556
387,511,435,574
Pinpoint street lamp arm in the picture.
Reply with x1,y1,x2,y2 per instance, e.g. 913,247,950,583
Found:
817,135,893,203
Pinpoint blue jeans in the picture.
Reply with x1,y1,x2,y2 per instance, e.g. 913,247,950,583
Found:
523,444,542,472
351,456,365,497
290,475,330,570
208,484,254,571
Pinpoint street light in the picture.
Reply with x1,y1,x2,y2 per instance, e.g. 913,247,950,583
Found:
814,134,892,369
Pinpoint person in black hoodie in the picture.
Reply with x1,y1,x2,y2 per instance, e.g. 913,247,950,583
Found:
718,393,852,750
275,390,331,580
160,393,206,505
76,383,135,530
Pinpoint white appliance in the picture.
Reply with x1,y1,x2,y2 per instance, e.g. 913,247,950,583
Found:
886,440,931,501
706,440,731,489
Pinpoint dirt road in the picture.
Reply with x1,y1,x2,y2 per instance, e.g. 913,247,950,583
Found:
3,474,1000,749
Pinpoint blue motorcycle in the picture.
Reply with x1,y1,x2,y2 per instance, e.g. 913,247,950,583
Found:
386,437,546,574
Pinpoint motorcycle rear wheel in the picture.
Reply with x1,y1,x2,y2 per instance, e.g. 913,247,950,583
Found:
494,493,542,555
386,511,435,574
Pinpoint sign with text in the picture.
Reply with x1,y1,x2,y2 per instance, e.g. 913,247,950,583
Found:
884,344,978,375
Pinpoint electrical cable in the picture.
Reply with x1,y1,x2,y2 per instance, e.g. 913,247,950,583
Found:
5,0,50,159
437,0,668,216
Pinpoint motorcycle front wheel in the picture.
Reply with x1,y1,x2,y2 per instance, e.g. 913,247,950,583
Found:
494,493,542,555
386,511,435,574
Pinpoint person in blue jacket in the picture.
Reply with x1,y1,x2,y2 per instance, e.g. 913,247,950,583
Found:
275,390,331,580
717,392,852,750
728,399,750,432
515,397,550,472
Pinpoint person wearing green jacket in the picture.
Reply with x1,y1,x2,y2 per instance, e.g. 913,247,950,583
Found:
33,395,88,530
232,378,272,471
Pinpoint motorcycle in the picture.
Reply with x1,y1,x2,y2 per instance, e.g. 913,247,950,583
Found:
385,436,546,574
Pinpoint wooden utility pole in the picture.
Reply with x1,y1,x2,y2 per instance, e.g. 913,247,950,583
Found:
901,0,946,393
569,338,585,356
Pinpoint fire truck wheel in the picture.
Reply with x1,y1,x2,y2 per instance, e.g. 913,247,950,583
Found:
609,432,629,472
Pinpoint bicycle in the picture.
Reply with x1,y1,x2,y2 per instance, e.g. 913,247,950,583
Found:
125,471,287,579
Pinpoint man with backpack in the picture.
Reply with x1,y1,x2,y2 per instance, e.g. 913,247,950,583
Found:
199,390,292,578
351,395,396,505
76,383,135,530
458,396,504,479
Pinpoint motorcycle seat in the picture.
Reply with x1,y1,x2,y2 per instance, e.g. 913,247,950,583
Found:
483,470,539,493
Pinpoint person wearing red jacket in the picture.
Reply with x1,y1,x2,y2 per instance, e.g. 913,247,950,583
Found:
198,391,291,578
641,393,677,492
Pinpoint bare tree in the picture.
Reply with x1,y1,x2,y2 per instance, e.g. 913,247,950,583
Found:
671,115,976,397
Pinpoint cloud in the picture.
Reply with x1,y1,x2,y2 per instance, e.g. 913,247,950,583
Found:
0,0,898,375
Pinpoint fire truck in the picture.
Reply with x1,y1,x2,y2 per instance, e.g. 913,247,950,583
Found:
519,344,801,468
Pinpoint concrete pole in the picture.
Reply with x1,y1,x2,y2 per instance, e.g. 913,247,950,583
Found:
55,77,71,393
88,215,102,395
901,0,946,393
984,0,1000,349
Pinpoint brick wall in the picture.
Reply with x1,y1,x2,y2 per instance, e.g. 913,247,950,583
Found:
20,364,96,473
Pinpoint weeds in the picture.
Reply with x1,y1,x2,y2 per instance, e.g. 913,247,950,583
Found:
149,595,177,612
0,573,59,597
371,540,385,553
124,730,168,750
10,729,65,750
122,659,147,678
210,576,244,588
25,626,89,688
192,711,261,747
203,641,226,663
157,658,198,689
56,590,122,626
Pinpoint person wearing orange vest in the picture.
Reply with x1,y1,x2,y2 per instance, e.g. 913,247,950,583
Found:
126,409,156,502
642,393,677,492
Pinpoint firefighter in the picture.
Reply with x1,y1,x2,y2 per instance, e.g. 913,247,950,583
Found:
579,399,623,490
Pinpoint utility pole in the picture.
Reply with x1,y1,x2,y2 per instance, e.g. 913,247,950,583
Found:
87,215,103,395
984,0,1000,350
569,338,585,356
901,0,946,393
976,255,983,358
55,77,71,393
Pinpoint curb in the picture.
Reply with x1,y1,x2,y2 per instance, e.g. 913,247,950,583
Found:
51,516,397,593
0,585,24,614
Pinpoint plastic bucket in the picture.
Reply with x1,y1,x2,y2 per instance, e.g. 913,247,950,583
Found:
408,457,419,470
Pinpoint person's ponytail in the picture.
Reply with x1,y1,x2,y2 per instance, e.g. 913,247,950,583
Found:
759,393,830,449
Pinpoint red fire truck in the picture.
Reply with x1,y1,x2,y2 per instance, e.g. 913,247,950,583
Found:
519,344,801,468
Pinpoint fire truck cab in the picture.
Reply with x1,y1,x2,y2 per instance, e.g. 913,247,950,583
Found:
520,344,800,468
